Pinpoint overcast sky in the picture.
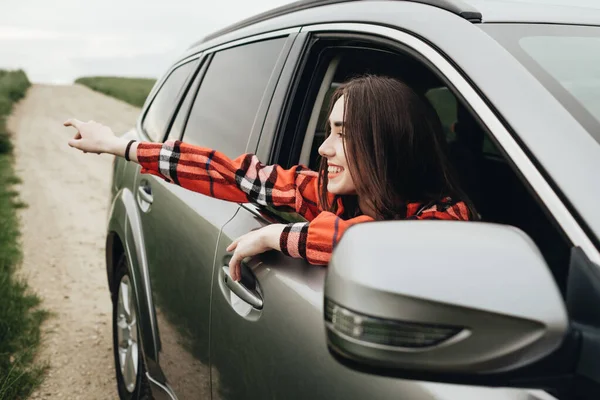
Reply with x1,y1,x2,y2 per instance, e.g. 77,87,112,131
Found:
0,0,294,84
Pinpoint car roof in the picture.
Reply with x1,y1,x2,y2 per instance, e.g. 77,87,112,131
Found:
192,0,600,48
464,0,600,25
197,0,480,45
194,0,481,46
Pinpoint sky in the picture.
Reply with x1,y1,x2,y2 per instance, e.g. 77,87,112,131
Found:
0,0,294,84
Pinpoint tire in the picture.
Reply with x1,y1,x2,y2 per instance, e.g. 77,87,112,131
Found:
112,255,153,400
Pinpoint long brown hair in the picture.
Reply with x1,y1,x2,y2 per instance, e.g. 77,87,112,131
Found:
317,75,476,220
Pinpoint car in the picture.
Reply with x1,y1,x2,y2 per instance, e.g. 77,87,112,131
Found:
104,0,600,399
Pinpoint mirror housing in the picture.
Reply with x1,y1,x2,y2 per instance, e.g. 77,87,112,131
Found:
324,221,569,385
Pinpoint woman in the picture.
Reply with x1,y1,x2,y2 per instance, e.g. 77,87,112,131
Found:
65,75,476,281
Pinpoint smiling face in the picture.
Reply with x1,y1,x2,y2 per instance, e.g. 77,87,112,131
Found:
318,95,357,195
316,75,473,221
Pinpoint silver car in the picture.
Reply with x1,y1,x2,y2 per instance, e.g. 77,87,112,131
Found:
105,0,600,399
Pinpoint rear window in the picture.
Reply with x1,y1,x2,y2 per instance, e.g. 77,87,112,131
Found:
142,60,197,141
182,37,286,158
482,24,600,146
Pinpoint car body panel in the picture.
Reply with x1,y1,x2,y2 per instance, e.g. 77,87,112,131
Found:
209,206,558,400
210,205,439,400
136,170,238,398
107,32,298,398
106,184,160,376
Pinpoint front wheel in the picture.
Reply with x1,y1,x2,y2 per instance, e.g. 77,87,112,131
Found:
112,256,152,400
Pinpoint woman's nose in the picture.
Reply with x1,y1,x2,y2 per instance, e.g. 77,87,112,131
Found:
318,135,335,158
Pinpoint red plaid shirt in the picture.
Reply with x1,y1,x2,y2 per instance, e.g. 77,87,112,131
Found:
137,140,472,265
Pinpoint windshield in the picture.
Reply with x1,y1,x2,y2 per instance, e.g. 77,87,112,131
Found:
481,24,600,145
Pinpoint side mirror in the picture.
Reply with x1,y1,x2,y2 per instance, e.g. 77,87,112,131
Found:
324,221,569,387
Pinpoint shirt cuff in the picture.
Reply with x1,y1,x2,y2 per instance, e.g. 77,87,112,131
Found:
279,222,309,260
137,141,178,183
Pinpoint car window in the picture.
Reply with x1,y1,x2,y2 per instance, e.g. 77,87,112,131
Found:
426,87,457,143
182,37,287,158
482,24,600,147
142,60,198,142
307,85,460,172
283,39,571,294
305,83,338,170
426,86,500,156
307,81,499,170
166,61,208,142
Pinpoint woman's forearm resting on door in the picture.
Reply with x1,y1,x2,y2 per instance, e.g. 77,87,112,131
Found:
280,212,375,265
279,200,470,265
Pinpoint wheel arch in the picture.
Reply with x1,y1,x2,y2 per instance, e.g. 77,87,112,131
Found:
106,188,164,380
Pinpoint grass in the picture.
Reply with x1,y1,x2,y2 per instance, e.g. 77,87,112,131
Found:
75,76,157,108
0,69,49,400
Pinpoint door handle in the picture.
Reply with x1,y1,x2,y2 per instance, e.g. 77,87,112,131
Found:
221,266,263,309
137,185,153,204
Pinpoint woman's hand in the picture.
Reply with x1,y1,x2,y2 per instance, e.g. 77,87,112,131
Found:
64,119,125,156
226,224,285,282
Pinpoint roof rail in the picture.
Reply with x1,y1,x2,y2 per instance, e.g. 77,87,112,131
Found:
192,0,482,47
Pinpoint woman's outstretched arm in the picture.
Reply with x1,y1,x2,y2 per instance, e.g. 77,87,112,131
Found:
64,119,321,220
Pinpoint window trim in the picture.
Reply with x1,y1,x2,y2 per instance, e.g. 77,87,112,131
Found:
298,55,340,166
138,27,301,144
178,32,297,156
138,56,202,142
162,54,212,143
202,27,300,54
295,22,599,265
200,28,300,156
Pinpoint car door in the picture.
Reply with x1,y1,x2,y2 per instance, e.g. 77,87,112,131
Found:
208,22,576,400
135,33,295,398
208,30,445,400
207,29,435,400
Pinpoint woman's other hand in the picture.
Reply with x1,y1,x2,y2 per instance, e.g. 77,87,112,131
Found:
226,224,285,282
64,119,124,155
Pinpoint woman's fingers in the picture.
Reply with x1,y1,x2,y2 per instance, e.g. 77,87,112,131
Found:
65,119,84,150
226,231,251,252
63,118,83,129
68,130,84,147
67,138,81,149
226,229,271,281
64,118,115,155
227,239,242,281
229,253,242,282
226,240,238,252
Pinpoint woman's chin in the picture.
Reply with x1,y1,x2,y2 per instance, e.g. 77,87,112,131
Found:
327,183,340,195
327,182,356,196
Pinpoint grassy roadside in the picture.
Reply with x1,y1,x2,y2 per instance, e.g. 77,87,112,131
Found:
75,76,156,108
0,69,49,400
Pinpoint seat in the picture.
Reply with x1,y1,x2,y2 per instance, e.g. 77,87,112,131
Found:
447,104,484,211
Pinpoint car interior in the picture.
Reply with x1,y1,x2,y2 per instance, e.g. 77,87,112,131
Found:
283,38,572,295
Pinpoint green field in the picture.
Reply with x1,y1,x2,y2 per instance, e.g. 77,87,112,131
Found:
75,76,157,108
0,69,49,400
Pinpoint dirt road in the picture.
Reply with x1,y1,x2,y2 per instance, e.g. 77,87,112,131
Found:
9,84,141,400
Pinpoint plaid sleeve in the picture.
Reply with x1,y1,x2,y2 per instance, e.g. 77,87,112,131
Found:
280,213,374,265
411,200,471,220
279,200,472,264
137,140,321,220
